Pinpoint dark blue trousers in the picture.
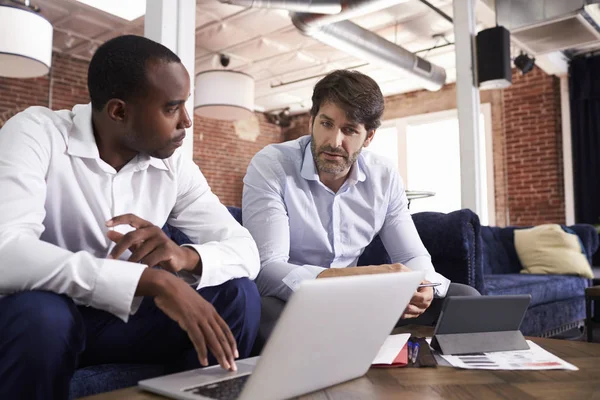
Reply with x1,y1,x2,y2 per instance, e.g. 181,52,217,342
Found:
0,278,260,400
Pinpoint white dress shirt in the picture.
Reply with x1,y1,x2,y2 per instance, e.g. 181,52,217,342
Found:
0,104,259,322
243,135,450,301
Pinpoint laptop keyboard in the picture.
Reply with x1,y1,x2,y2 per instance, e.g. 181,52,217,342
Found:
183,374,250,400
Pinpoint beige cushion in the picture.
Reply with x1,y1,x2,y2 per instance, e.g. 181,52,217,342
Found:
515,224,594,279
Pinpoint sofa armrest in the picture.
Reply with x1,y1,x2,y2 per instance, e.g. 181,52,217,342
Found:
413,209,485,293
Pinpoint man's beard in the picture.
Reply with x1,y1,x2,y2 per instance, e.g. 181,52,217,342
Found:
310,132,362,175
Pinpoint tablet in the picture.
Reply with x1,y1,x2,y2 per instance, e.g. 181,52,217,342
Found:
430,295,532,354
434,295,531,336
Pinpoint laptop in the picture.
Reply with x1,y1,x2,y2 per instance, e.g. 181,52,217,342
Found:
139,270,425,400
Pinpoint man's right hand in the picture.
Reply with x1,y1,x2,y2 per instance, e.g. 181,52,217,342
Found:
136,268,238,371
317,263,411,279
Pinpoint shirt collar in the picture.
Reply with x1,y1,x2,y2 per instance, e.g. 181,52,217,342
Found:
300,138,367,184
300,141,320,181
67,103,100,159
137,154,169,171
347,157,367,185
67,103,168,171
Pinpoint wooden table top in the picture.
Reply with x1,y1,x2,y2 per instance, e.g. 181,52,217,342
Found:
81,326,600,400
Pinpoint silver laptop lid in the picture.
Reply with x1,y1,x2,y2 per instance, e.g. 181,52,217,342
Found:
239,270,424,400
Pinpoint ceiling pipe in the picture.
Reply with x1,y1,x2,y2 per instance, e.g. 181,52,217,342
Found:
292,0,446,91
291,0,408,32
218,0,342,14
220,0,447,91
305,20,446,91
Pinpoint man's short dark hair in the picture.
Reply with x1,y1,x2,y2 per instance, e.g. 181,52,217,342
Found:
88,35,181,111
310,70,384,132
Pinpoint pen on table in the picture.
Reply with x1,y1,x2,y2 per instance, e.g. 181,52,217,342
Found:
411,342,420,364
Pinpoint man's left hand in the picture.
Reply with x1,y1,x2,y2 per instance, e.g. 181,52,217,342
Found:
106,213,200,273
401,282,434,319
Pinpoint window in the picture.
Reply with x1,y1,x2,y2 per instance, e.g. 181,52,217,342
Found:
366,105,495,225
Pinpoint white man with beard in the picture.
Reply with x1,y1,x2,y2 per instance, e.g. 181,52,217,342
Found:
242,70,479,341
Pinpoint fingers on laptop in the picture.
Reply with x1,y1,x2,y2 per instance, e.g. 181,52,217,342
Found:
218,315,239,359
201,311,238,372
187,323,209,366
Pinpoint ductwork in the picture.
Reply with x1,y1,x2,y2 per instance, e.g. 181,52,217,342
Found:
297,19,446,91
292,1,446,91
218,0,342,14
292,0,410,31
220,0,447,91
496,0,600,55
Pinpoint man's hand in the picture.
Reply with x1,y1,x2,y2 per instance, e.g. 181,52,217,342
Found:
136,269,238,371
106,213,200,274
401,281,434,319
317,263,411,279
315,263,433,319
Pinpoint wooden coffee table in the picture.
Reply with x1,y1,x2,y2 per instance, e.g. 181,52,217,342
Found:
81,326,600,400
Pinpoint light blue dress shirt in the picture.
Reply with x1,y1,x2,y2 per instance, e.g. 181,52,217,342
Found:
242,135,450,301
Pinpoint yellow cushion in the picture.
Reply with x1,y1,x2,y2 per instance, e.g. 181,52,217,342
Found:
515,224,593,279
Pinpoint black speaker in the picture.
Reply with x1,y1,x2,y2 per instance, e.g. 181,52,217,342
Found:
476,26,512,90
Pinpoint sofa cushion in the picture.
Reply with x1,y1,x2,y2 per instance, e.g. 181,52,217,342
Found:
484,274,588,307
481,226,522,275
515,224,594,279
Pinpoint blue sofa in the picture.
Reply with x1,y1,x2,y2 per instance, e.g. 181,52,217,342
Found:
480,224,598,336
361,208,598,337
69,207,598,398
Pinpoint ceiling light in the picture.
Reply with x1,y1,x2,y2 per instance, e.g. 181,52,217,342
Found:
75,0,146,21
194,55,255,121
194,70,255,121
0,3,53,78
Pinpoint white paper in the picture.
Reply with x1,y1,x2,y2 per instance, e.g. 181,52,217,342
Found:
372,334,411,365
438,340,578,371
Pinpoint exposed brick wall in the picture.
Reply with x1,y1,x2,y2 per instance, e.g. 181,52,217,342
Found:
0,53,90,126
50,53,90,111
283,113,311,141
0,70,49,126
503,67,564,226
194,114,283,207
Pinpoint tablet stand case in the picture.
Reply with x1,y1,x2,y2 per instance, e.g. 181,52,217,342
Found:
430,295,531,355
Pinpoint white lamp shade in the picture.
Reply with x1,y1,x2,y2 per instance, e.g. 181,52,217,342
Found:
0,5,53,78
194,70,254,121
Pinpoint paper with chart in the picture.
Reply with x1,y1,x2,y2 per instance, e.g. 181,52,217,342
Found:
437,340,578,371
